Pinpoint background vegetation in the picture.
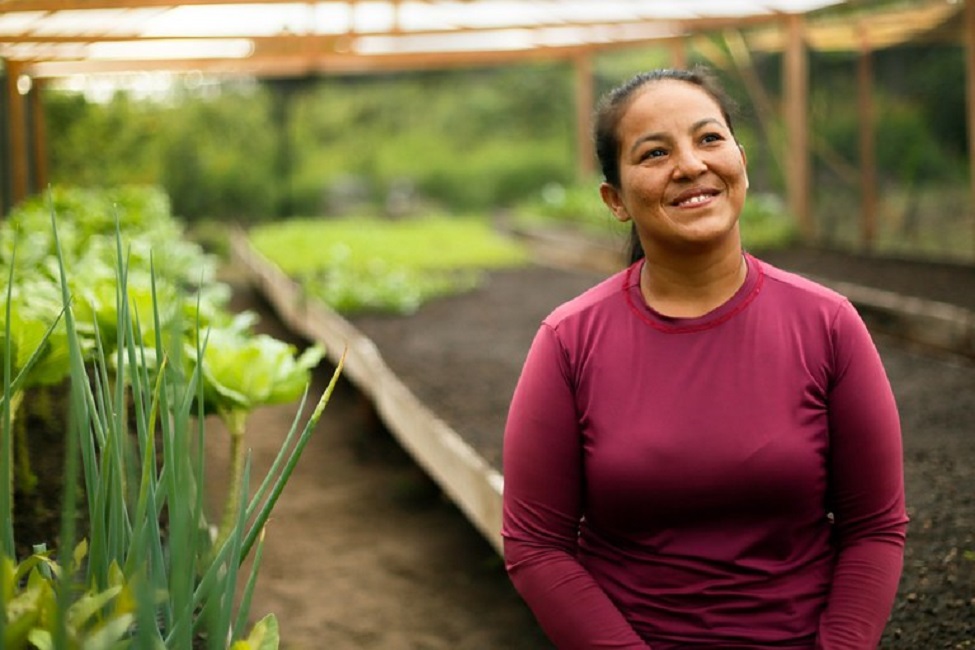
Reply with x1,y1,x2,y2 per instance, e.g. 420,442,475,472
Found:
8,26,972,261
248,215,529,314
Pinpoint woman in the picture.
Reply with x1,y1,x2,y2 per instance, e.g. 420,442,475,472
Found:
500,67,908,649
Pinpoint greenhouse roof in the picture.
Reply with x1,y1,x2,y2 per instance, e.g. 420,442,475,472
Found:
0,0,848,78
0,0,966,80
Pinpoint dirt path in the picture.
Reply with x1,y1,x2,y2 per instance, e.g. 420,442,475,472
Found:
206,281,553,650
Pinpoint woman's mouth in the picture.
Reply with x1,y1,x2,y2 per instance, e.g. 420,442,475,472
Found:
673,190,718,208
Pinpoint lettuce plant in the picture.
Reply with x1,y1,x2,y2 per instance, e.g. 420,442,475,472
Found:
192,325,324,552
1,186,337,648
249,215,529,314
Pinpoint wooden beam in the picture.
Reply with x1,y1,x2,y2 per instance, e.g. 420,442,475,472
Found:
4,21,688,76
783,14,811,240
745,2,963,53
857,22,877,251
573,53,594,180
0,0,791,33
0,19,686,45
23,37,670,79
5,61,30,208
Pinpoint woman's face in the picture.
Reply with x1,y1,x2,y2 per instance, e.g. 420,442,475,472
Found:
600,79,749,257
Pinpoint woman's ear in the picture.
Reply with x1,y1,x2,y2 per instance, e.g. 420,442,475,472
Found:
600,182,630,223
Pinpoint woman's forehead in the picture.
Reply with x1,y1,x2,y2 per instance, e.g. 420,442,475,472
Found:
622,80,726,129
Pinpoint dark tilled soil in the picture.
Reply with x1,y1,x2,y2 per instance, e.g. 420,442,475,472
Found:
238,246,974,649
754,246,975,312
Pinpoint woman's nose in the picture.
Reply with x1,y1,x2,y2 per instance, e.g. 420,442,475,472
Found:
672,148,707,179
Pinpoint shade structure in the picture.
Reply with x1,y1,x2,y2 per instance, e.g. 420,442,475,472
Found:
0,0,849,78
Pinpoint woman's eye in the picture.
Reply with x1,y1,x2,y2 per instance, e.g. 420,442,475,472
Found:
701,133,723,144
640,148,666,161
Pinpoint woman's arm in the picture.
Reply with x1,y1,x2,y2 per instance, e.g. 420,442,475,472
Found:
818,301,909,649
502,324,650,650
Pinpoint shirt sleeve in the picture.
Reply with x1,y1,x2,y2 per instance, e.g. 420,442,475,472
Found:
818,300,909,649
501,324,651,650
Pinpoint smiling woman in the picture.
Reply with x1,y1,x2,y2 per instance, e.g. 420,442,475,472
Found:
500,66,908,649
596,70,750,317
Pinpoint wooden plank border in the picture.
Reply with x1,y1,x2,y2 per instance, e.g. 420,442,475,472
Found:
231,231,506,554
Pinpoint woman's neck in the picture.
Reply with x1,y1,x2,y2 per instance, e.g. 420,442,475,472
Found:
639,244,747,318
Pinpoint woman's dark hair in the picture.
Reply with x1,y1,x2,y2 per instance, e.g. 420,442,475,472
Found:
592,66,739,263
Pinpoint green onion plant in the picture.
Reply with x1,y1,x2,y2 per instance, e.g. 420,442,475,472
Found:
1,186,338,649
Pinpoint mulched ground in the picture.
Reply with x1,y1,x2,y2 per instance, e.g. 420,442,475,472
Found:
343,245,975,648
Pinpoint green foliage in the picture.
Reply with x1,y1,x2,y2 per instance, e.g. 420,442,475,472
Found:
44,93,164,188
811,86,960,186
2,184,210,289
249,215,529,314
510,179,624,238
45,64,578,220
199,327,325,423
39,42,970,260
45,84,280,223
1,185,337,648
1,543,138,650
287,65,577,214
739,193,799,251
160,84,280,222
196,324,325,552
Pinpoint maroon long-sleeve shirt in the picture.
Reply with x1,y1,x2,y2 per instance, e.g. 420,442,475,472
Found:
501,254,908,649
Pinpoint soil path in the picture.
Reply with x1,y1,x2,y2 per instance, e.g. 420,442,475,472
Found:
206,279,552,650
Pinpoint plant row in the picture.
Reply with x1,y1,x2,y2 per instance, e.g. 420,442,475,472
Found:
248,214,530,315
1,185,334,649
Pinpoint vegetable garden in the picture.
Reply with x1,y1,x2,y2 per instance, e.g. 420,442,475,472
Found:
1,186,336,648
1,8,973,644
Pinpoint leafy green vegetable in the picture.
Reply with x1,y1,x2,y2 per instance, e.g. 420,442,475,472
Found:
2,185,334,649
249,215,529,314
195,328,325,418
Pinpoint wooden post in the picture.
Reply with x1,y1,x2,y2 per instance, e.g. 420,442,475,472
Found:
5,60,30,208
966,0,975,253
30,77,48,193
857,24,876,251
783,15,811,240
574,53,595,180
669,39,687,70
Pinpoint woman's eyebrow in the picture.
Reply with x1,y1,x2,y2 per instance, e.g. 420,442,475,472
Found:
691,117,724,131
